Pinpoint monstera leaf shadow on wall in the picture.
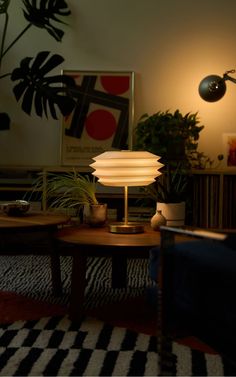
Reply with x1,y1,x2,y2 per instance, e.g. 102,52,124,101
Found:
0,0,76,131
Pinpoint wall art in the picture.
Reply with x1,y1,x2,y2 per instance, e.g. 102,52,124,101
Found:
61,70,134,167
222,133,236,167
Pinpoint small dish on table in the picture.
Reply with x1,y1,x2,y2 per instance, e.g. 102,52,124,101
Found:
1,200,30,216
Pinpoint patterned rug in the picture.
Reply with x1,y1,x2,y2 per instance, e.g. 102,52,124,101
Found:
0,255,230,375
0,315,225,376
0,255,152,308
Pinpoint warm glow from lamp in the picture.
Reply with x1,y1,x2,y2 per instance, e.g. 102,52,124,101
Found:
90,150,163,233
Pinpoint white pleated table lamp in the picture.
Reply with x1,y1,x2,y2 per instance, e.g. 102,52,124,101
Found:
90,150,163,233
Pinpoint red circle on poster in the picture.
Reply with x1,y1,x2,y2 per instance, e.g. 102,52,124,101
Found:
100,76,130,95
85,109,117,140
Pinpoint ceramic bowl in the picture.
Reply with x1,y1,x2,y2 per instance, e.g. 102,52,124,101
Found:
1,200,30,216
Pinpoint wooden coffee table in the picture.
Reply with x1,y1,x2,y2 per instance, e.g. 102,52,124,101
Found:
56,224,190,321
0,211,70,295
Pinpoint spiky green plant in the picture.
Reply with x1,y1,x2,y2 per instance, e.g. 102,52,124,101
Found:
30,171,99,212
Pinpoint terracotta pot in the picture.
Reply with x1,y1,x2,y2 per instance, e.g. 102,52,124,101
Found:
83,203,107,227
156,202,185,226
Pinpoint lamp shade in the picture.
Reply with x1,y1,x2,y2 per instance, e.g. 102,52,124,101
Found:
198,74,227,102
90,150,163,186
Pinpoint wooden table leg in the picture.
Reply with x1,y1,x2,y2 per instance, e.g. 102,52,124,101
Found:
48,234,62,296
111,254,127,288
69,253,87,322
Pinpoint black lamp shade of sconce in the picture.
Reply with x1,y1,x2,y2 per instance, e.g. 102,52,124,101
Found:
198,74,227,102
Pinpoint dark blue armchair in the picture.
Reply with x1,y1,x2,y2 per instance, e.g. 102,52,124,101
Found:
152,226,236,374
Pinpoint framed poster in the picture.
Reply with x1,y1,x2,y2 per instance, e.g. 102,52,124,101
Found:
223,133,236,167
61,70,134,167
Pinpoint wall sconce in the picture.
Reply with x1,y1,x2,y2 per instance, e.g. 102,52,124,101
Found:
199,69,236,102
90,150,163,234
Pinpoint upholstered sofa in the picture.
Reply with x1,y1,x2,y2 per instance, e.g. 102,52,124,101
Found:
149,227,236,373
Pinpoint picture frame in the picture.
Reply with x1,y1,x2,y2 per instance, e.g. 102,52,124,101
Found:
222,133,236,167
60,70,135,167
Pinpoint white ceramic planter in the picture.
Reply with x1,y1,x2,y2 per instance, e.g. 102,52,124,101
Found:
156,202,186,226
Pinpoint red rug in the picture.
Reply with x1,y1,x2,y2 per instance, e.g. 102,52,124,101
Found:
0,291,67,323
0,290,217,355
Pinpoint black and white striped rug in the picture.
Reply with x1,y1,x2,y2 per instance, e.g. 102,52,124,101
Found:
0,255,230,376
0,255,152,308
0,315,225,376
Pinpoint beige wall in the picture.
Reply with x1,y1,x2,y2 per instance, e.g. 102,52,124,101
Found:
0,0,236,167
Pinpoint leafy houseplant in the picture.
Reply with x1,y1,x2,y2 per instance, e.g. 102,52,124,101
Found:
0,0,76,130
133,109,205,205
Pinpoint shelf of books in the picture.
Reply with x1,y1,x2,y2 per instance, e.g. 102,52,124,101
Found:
191,169,236,229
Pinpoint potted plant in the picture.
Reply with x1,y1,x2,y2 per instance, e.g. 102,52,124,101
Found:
133,109,205,225
31,171,107,227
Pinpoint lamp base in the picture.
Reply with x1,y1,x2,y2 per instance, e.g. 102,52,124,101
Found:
109,222,145,234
